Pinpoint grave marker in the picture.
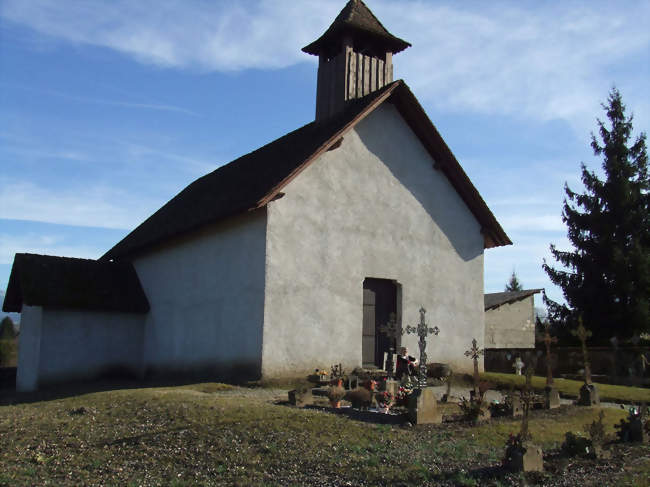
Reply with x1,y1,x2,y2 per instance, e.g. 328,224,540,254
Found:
464,338,484,400
572,318,600,406
378,312,402,380
405,307,439,389
542,324,560,409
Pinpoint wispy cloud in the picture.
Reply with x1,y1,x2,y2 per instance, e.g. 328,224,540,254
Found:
0,180,159,229
0,233,104,264
2,0,648,129
1,82,199,116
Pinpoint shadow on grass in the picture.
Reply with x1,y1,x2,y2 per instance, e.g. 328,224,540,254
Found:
0,375,250,406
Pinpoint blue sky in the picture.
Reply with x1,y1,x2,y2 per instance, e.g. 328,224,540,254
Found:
1,0,649,316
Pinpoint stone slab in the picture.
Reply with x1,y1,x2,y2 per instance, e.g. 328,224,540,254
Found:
288,389,313,407
505,442,544,472
510,395,523,417
545,386,561,409
522,443,544,472
408,387,442,424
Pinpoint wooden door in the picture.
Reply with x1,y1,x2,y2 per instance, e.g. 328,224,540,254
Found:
362,278,397,368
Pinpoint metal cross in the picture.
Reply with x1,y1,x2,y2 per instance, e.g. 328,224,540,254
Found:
378,312,403,340
405,307,440,389
378,312,403,379
542,325,558,386
464,338,484,398
571,317,593,385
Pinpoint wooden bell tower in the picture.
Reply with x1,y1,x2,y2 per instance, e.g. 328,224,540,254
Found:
302,0,411,122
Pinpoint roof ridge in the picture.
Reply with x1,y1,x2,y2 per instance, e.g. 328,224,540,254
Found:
103,79,510,261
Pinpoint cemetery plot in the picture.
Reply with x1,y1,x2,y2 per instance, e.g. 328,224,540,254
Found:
0,382,648,486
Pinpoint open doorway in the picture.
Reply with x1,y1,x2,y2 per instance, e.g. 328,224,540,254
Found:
362,278,399,368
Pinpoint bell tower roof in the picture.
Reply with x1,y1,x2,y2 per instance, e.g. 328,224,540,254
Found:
302,0,411,57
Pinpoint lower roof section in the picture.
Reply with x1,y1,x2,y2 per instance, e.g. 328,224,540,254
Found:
2,253,149,314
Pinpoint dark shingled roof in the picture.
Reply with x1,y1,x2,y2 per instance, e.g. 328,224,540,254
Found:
484,289,543,310
302,0,410,56
2,253,150,313
103,80,511,261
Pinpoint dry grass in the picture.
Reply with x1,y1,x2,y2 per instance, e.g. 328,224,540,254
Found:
481,372,650,403
0,383,648,486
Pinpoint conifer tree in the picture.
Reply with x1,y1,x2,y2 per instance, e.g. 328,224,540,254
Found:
505,270,523,292
0,317,14,339
543,88,649,343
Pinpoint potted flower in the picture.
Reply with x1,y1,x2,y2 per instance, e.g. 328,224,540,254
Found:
328,377,345,408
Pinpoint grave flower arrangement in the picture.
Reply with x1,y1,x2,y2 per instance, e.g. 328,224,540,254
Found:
395,385,414,407
376,391,394,412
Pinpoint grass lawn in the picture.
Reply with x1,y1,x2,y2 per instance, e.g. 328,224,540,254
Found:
481,372,650,403
0,383,648,486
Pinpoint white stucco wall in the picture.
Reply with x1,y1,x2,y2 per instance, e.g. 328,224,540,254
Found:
38,309,145,385
16,305,42,392
16,305,144,391
263,104,485,377
134,209,267,381
485,296,535,349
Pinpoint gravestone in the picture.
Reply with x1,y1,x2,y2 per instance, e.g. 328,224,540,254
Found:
504,369,543,472
510,393,523,417
288,388,313,407
542,324,561,409
407,387,442,424
578,383,600,406
505,443,544,472
545,387,561,409
572,320,600,406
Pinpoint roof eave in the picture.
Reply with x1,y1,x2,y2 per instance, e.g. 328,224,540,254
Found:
387,83,512,249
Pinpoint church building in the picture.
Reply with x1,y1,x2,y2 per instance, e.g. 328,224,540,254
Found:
3,0,510,392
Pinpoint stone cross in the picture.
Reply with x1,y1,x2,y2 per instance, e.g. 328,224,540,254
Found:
519,368,534,441
571,318,593,385
378,312,403,379
405,307,440,389
464,338,484,398
542,325,558,386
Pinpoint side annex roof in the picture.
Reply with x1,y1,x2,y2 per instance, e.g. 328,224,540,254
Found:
484,289,543,311
2,253,150,313
103,80,511,261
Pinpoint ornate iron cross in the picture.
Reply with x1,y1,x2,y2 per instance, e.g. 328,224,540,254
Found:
542,325,558,386
571,318,593,384
405,307,440,389
378,312,403,379
464,338,484,398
